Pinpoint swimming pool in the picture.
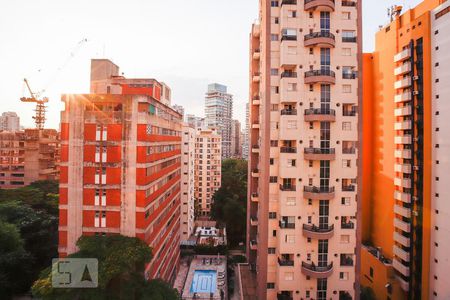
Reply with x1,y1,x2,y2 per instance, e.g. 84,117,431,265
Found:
190,270,217,294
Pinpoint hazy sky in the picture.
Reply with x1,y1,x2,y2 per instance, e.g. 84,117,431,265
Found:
0,0,422,129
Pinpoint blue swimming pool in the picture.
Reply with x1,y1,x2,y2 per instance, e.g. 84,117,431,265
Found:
190,270,217,294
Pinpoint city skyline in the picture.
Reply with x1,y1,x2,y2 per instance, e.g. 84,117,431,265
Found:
0,0,422,130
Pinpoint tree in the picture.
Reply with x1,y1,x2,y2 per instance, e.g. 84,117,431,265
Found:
0,220,33,299
211,159,248,247
360,286,376,300
32,235,179,300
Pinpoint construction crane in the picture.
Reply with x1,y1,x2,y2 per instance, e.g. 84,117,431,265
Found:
20,78,49,130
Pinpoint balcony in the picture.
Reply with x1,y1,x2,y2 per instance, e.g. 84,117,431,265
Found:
341,222,355,229
252,96,261,105
279,221,296,229
252,24,260,38
394,106,412,117
394,245,410,262
394,77,412,89
394,232,410,247
394,135,412,145
394,49,411,63
394,218,411,232
395,121,412,130
342,0,356,6
301,261,333,278
304,108,336,122
342,36,357,43
394,177,411,189
340,255,354,267
281,0,297,5
278,258,295,266
302,224,334,239
281,109,297,116
304,0,335,12
393,258,410,277
304,31,335,48
342,72,357,79
251,145,260,153
394,191,411,203
394,62,412,76
281,71,297,78
304,148,336,160
397,275,410,292
303,186,335,200
251,169,260,178
253,72,261,83
280,147,297,153
394,204,411,218
280,184,296,192
250,240,257,250
342,148,356,154
395,92,412,103
250,217,258,226
252,122,260,129
253,49,261,60
304,69,336,85
251,193,259,202
394,163,411,174
342,185,356,192
394,149,412,159
281,35,297,42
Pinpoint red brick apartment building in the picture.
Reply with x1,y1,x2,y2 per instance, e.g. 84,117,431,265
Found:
58,59,182,282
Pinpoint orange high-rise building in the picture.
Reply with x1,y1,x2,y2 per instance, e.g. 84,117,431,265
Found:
58,59,182,282
362,1,450,299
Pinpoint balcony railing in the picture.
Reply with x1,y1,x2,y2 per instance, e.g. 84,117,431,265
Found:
304,148,335,155
280,147,297,153
341,222,355,229
302,224,334,233
281,71,297,78
305,69,336,78
304,186,335,194
304,0,335,11
281,0,297,5
281,35,297,42
279,220,296,229
278,258,295,266
304,31,335,41
342,148,356,154
280,184,296,191
343,110,357,116
340,257,354,266
304,31,336,47
281,109,297,116
342,72,357,79
342,36,357,43
304,108,336,116
342,0,356,6
342,185,356,192
301,261,333,273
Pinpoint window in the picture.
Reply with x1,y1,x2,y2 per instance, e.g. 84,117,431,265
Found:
285,235,295,243
343,84,352,93
370,267,374,278
270,1,278,7
271,34,279,41
286,197,296,206
268,248,276,254
271,68,279,76
288,10,296,18
271,86,279,94
269,212,277,219
342,159,351,168
284,272,294,281
342,48,352,56
270,158,274,165
287,83,297,91
287,159,296,167
341,197,351,206
287,120,297,129
270,140,279,147
342,122,352,130
342,12,351,20
270,176,278,183
340,235,350,243
340,272,349,280
267,283,275,289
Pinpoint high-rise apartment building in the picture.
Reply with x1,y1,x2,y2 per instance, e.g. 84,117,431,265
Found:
172,105,185,119
59,59,182,282
245,1,361,299
362,1,449,299
243,103,250,160
186,114,205,130
205,83,233,159
231,119,242,158
0,112,20,131
0,129,58,189
180,123,195,242
194,128,221,217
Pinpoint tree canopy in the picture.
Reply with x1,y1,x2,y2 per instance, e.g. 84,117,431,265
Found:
32,235,179,300
211,159,248,247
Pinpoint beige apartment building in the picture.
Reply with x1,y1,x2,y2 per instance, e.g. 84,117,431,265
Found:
245,1,362,299
180,123,196,242
194,128,221,217
0,129,59,189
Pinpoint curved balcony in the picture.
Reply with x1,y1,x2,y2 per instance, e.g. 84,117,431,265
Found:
303,186,335,200
304,32,335,48
304,148,335,161
304,0,335,12
251,193,259,202
304,108,336,122
251,169,260,178
304,69,336,85
301,261,334,278
302,224,334,239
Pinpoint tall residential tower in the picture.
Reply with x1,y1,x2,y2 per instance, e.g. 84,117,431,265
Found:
245,1,361,299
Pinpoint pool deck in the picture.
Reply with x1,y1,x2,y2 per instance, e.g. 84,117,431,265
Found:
181,255,227,300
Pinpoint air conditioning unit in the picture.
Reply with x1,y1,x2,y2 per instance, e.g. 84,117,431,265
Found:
413,166,420,171
413,76,419,80
413,91,420,95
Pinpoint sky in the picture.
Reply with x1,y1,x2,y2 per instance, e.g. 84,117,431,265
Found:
0,0,422,129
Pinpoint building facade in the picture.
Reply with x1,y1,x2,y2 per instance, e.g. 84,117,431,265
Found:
186,114,205,130
231,119,242,158
194,128,221,217
172,105,185,119
0,112,20,131
180,123,196,242
59,59,182,283
243,103,250,160
0,129,58,189
205,83,233,159
246,1,361,299
362,1,449,299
